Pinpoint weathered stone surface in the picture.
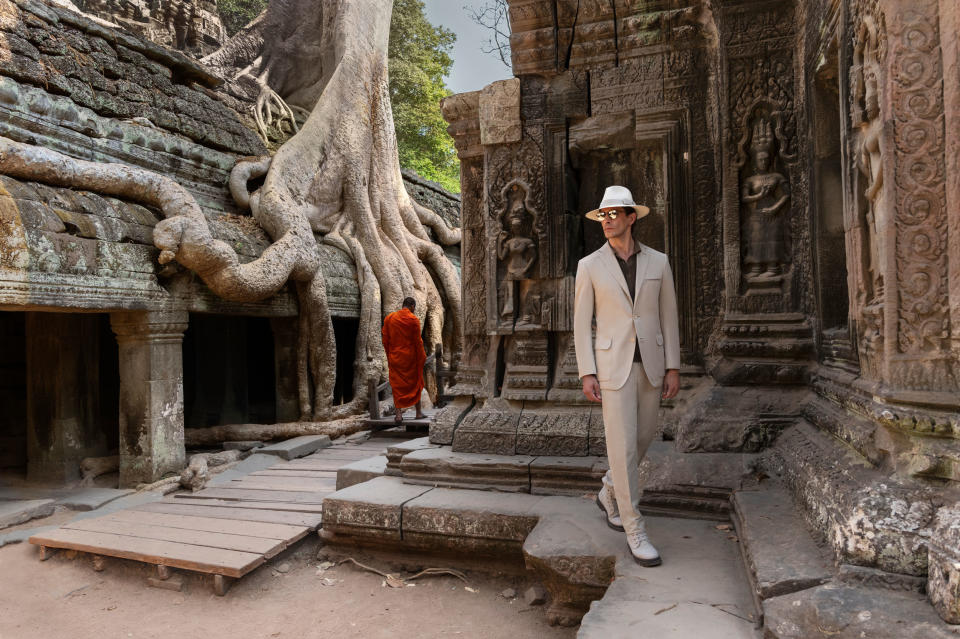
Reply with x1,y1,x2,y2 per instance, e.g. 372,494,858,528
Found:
0,499,55,528
384,436,439,474
402,487,541,553
836,563,926,593
258,435,332,461
770,422,938,576
335,455,387,490
479,78,521,145
675,386,808,453
451,405,521,456
576,516,759,636
928,504,960,623
111,310,188,487
400,448,534,492
428,397,473,445
732,487,831,601
516,411,589,457
55,488,132,511
321,477,432,541
764,583,960,638
529,455,607,496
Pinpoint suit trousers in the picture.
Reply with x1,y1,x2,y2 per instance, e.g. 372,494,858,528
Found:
601,362,661,534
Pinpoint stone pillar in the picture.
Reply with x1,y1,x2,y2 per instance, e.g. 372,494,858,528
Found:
441,90,491,398
25,312,105,482
271,317,300,422
110,311,188,487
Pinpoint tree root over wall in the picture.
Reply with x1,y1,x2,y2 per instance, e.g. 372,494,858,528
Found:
0,0,461,425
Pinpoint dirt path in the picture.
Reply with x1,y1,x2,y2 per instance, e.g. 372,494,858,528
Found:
0,536,577,639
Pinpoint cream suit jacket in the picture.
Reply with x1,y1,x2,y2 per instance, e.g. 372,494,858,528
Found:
574,242,681,390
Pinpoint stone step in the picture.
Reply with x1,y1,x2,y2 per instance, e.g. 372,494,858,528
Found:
385,440,755,517
731,485,833,624
335,455,387,490
0,499,55,529
322,477,757,628
763,583,959,638
384,436,439,474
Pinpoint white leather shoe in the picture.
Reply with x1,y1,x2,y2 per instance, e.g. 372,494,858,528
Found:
595,484,624,531
626,525,661,567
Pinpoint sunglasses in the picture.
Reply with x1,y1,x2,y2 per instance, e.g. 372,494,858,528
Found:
596,208,629,220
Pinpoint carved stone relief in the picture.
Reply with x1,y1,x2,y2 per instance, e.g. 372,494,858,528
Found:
738,112,792,287
497,180,538,328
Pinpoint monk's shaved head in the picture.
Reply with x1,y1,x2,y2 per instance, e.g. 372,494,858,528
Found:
402,296,416,310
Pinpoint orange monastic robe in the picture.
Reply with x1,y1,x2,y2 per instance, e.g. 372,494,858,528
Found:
381,308,426,409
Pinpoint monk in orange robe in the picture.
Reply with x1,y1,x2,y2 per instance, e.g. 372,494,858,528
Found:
382,296,426,423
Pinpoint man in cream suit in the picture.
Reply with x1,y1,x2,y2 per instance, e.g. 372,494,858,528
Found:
574,185,681,566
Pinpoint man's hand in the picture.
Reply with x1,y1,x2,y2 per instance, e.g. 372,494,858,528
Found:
661,369,680,400
582,374,602,403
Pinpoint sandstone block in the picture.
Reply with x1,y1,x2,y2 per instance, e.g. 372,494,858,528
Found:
928,504,960,624
321,477,432,541
400,448,533,492
259,435,331,460
335,455,387,490
732,487,831,601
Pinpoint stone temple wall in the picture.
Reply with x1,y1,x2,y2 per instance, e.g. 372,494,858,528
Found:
75,0,226,58
0,0,460,485
439,0,960,616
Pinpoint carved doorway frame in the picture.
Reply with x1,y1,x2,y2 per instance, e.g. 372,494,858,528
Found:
634,109,696,364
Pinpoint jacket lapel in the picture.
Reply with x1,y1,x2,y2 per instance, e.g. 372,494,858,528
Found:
633,245,651,312
598,243,631,303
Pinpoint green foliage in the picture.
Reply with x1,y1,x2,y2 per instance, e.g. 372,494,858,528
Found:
389,0,460,193
217,0,268,37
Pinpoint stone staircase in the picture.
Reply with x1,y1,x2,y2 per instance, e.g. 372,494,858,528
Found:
320,435,960,637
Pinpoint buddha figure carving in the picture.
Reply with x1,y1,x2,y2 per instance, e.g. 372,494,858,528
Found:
742,118,791,282
497,183,537,326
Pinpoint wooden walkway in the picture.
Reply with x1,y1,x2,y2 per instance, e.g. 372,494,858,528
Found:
29,438,392,594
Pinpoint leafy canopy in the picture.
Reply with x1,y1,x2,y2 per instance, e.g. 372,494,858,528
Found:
217,0,268,37
388,0,460,193
216,0,461,193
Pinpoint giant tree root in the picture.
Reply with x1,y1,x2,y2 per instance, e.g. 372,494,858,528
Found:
183,415,368,447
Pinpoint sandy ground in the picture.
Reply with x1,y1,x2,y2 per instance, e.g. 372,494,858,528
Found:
0,535,578,639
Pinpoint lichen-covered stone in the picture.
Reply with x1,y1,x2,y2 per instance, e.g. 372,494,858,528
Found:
928,504,960,624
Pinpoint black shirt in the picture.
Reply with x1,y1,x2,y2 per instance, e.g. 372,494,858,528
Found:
612,242,642,362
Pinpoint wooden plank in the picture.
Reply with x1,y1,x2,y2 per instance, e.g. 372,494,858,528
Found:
175,488,327,504
134,501,322,527
330,444,391,452
106,509,308,541
227,483,335,495
63,516,285,557
249,470,339,478
271,461,360,471
229,476,337,491
166,497,324,514
288,451,372,460
28,529,263,578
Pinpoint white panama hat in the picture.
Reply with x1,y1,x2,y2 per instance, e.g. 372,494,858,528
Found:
585,185,650,221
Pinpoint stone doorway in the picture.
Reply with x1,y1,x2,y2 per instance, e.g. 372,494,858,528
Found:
0,311,119,483
571,112,694,361
183,314,278,429
811,38,856,370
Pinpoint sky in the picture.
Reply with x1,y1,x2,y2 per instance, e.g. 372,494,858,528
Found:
421,1,513,95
